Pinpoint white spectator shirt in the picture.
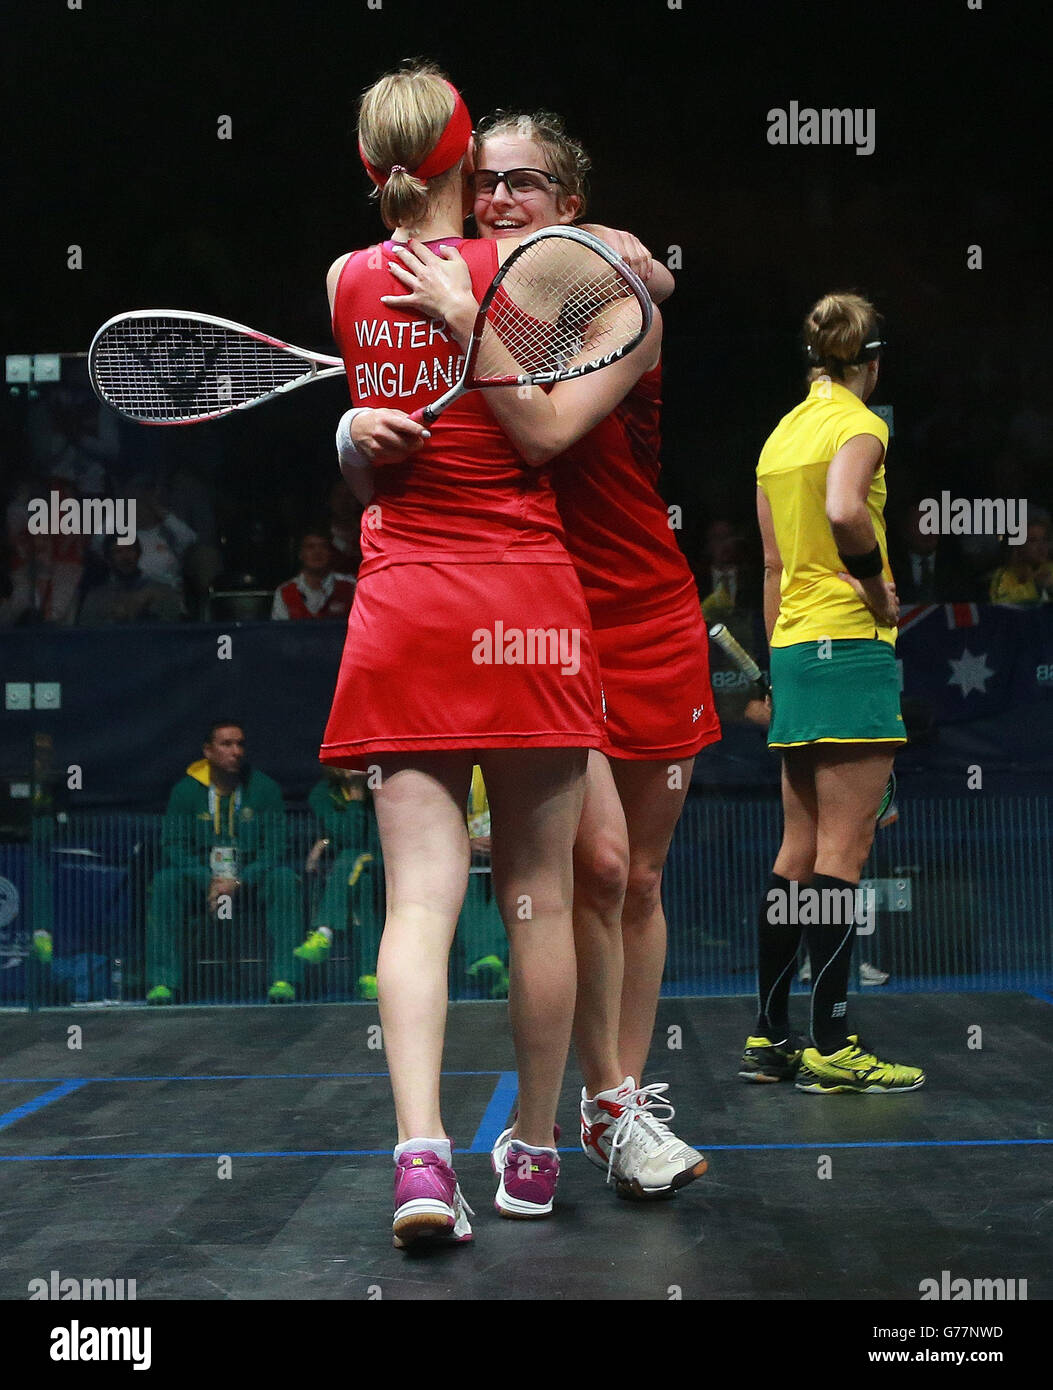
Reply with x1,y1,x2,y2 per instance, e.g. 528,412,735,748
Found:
271,571,357,620
136,514,196,588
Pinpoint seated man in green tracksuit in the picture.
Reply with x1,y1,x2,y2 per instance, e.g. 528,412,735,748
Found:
296,768,382,997
461,765,508,998
145,721,303,1003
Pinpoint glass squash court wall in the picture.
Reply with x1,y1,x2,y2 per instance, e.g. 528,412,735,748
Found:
3,795,1050,1010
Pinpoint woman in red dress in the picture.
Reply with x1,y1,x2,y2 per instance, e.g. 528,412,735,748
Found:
322,65,662,1246
361,111,717,1202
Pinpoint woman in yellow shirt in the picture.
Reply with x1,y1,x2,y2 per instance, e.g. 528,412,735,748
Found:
742,292,924,1094
988,517,1053,605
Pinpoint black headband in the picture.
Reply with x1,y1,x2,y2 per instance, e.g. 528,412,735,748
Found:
805,335,886,369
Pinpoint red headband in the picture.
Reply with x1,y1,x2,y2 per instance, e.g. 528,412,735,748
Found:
359,81,473,188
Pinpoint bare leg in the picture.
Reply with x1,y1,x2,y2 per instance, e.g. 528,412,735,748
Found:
571,750,629,1096
372,754,474,1144
609,757,693,1085
813,745,895,881
808,744,895,1049
773,747,819,882
481,747,587,1149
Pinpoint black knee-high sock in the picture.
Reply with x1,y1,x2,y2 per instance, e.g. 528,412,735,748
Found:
804,873,859,1054
754,873,803,1042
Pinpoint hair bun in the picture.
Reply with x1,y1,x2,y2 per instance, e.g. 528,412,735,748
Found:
803,291,879,376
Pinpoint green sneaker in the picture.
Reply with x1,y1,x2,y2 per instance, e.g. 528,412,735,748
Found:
294,930,332,964
31,930,53,964
468,954,509,999
796,1035,924,1094
357,974,378,1001
146,985,173,1005
268,980,295,1003
739,1035,803,1083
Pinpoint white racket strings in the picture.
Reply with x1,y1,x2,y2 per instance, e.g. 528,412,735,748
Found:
91,316,323,423
477,237,645,381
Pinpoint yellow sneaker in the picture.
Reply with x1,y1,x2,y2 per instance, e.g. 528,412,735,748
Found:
294,930,331,964
738,1035,803,1083
796,1035,924,1094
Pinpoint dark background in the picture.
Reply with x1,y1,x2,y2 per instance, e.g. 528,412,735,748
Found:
5,0,1050,541
3,0,1051,807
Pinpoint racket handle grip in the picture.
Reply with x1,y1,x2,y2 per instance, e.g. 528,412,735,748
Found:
409,407,435,425
708,622,771,696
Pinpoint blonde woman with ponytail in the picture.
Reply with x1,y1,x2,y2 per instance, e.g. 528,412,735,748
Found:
742,292,925,1095
319,63,659,1249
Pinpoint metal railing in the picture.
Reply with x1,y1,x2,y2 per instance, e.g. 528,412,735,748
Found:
1,796,1049,1008
664,794,1053,996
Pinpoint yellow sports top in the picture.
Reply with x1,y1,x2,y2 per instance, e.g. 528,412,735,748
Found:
757,379,894,647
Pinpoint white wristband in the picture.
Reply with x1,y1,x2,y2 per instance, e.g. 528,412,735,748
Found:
336,408,371,469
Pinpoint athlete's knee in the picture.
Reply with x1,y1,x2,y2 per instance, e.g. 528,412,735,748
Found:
574,834,629,912
773,849,817,882
623,858,663,920
816,825,874,879
500,885,574,927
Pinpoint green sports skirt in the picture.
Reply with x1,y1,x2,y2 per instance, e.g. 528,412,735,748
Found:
767,638,906,748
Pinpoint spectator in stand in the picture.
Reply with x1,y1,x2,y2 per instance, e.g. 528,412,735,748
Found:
699,519,760,621
0,477,84,626
700,521,768,727
145,721,304,1004
126,475,195,604
26,386,119,499
162,463,223,618
327,478,364,576
461,764,510,1000
887,499,974,603
1009,362,1053,467
272,531,357,620
78,537,183,624
297,768,382,997
989,511,1053,606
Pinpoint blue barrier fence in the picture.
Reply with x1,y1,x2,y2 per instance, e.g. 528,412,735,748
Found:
1,794,1049,1009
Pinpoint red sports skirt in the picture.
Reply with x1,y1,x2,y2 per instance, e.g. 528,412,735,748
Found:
595,590,721,760
320,557,606,768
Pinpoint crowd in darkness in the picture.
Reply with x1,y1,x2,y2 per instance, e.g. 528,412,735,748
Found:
0,377,364,627
2,348,1052,629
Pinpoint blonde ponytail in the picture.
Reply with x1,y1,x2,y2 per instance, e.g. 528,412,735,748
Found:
358,62,458,230
803,291,880,381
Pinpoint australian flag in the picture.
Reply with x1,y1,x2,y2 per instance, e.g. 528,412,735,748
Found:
896,602,1048,722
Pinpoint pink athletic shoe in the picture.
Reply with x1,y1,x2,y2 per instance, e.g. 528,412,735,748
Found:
392,1149,474,1248
491,1133,560,1218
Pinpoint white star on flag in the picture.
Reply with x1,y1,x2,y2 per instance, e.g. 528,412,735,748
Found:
947,648,994,697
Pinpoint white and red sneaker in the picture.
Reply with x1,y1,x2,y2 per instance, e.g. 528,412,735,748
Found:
580,1077,635,1173
580,1078,708,1200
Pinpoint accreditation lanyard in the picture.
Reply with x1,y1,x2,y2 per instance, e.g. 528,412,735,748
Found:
208,785,242,838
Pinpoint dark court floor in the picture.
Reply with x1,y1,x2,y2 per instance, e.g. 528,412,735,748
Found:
1,993,1050,1301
